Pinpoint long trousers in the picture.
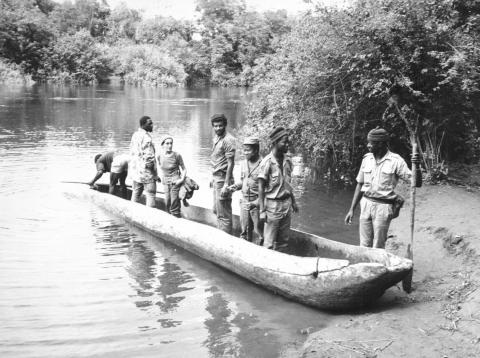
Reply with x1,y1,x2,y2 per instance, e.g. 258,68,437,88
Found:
239,198,263,244
131,181,157,208
263,198,292,252
164,183,181,217
212,178,233,234
109,171,127,198
359,197,392,248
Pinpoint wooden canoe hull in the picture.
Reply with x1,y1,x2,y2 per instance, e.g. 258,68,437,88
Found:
63,184,412,311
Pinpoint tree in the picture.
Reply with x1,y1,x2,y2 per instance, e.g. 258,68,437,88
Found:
247,0,480,182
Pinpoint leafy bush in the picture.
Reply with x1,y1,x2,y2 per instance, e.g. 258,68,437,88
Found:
109,43,187,86
0,59,34,84
41,29,111,83
247,0,480,182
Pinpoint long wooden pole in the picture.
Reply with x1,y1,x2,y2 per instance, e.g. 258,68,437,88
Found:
402,139,417,293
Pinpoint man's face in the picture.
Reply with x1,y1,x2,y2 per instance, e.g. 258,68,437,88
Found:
367,140,386,155
243,144,257,160
143,119,153,132
212,121,226,136
276,135,289,153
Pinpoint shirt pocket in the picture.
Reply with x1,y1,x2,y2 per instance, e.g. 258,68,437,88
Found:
361,164,373,186
380,163,395,189
269,173,280,189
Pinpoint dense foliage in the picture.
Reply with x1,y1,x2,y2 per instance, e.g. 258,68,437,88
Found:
247,0,480,181
0,0,291,86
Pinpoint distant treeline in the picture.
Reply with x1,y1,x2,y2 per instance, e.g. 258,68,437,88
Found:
0,0,291,86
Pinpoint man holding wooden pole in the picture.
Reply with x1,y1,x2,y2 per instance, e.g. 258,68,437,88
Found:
345,128,422,248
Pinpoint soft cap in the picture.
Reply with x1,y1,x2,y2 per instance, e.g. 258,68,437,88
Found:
269,127,288,143
243,136,260,145
367,127,389,142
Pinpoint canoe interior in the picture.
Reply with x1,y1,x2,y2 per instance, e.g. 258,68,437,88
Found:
96,183,398,266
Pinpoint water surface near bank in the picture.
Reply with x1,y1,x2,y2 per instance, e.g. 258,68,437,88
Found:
0,83,357,358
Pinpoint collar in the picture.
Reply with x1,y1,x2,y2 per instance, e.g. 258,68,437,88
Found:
370,150,392,164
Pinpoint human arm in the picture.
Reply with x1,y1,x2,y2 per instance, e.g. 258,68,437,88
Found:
345,182,364,225
175,155,187,186
221,156,235,196
258,178,266,223
88,169,104,188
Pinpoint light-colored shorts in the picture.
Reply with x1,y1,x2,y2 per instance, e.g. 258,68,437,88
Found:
111,154,129,173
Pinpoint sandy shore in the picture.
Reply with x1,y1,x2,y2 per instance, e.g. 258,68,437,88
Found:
282,183,480,357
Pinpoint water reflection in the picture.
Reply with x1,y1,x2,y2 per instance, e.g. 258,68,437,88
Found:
1,83,349,358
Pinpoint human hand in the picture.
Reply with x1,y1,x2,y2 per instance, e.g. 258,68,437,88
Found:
89,183,98,190
345,210,354,225
175,179,183,187
259,211,267,224
220,186,230,197
292,202,299,213
227,184,236,192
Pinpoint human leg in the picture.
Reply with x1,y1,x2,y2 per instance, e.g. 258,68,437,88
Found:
164,183,172,213
250,206,264,245
275,208,291,252
131,181,144,203
359,197,374,247
169,184,181,217
213,179,232,234
372,202,392,248
119,171,127,199
144,181,157,208
109,172,120,195
239,199,249,240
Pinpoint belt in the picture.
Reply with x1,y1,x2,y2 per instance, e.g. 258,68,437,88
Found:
363,195,394,205
266,195,290,201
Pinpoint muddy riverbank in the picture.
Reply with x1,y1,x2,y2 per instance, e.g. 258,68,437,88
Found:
282,183,480,357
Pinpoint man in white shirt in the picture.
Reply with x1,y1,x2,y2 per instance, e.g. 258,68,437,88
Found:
129,116,158,208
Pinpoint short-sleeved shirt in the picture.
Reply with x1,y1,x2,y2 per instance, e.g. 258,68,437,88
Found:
356,151,411,200
129,128,157,183
235,157,263,200
211,132,236,177
158,151,184,184
257,152,293,200
96,151,115,173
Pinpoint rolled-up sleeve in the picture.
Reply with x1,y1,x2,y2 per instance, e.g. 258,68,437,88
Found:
396,158,412,182
224,137,236,159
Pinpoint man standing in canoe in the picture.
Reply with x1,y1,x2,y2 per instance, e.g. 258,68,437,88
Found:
345,127,422,248
88,151,129,198
210,113,236,234
228,136,264,244
130,115,158,208
258,127,298,252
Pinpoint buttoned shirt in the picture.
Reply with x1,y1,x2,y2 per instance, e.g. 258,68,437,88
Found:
211,132,236,177
356,151,411,200
258,152,293,200
129,128,157,183
234,157,263,201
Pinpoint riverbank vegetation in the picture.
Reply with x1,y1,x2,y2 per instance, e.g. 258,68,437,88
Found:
1,0,479,179
246,0,480,182
0,0,291,86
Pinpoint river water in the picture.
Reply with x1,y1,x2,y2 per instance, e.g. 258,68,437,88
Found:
0,84,357,358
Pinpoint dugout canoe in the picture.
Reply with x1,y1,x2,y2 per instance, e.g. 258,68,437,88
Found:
63,183,412,311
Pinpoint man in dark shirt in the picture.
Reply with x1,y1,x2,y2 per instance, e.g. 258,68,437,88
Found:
210,113,236,234
89,151,129,198
228,136,263,244
258,127,298,252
